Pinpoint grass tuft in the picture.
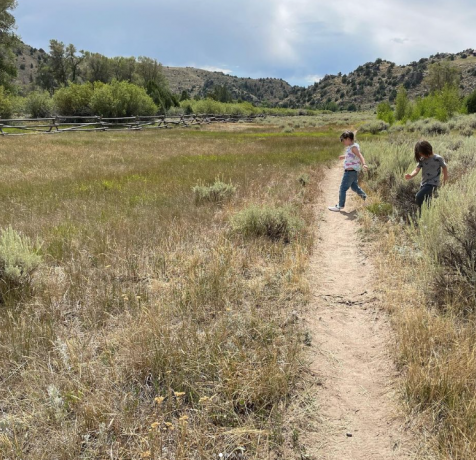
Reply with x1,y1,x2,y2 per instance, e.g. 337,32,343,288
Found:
231,205,304,242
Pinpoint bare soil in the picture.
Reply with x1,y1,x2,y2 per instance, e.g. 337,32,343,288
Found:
301,165,427,459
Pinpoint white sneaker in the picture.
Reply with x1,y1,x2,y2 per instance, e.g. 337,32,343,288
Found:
328,205,343,212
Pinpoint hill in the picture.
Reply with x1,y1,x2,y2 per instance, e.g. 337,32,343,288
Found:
288,50,476,110
12,41,476,110
162,66,294,105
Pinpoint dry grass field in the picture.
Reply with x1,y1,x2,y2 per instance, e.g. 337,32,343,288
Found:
0,122,343,459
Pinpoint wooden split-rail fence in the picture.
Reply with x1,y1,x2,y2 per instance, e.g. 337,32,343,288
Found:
0,114,268,136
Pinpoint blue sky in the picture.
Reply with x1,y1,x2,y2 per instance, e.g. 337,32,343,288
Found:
15,0,476,87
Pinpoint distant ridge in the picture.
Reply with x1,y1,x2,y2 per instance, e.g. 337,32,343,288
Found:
13,41,476,110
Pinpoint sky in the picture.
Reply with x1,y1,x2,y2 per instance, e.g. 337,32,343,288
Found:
15,0,476,87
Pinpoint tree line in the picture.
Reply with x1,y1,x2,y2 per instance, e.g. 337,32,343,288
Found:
376,61,476,123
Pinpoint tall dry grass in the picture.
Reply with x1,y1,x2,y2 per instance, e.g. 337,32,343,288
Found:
360,129,476,459
0,125,340,459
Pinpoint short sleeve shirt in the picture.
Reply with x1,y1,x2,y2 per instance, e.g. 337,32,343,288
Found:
343,143,362,171
418,154,446,186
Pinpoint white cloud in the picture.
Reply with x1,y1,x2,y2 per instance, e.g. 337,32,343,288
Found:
199,66,233,75
305,74,323,83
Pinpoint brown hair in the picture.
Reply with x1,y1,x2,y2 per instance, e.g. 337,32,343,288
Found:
414,140,433,163
340,131,354,142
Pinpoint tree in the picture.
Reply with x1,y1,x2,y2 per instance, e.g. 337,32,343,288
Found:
0,0,18,89
49,39,69,85
84,52,112,83
424,61,460,93
395,85,408,121
135,56,167,87
111,56,136,82
145,80,178,113
376,101,395,124
65,44,84,83
209,85,232,103
465,89,476,114
180,90,190,101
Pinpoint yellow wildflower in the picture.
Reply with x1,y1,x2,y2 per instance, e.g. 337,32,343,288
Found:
174,391,185,398
154,396,165,405
151,422,159,429
141,452,151,459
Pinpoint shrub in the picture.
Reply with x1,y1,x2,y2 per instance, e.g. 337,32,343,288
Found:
0,86,13,118
465,89,476,114
423,121,450,135
434,206,476,314
26,91,55,118
54,83,94,116
298,174,310,186
90,80,157,117
460,127,473,137
366,201,393,217
231,205,303,242
193,179,236,204
358,120,389,134
0,226,42,301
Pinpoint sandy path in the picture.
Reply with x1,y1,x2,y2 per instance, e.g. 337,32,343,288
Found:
302,165,421,459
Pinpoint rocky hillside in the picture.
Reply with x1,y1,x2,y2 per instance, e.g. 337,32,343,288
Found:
288,50,476,110
13,42,476,109
13,42,47,88
162,67,293,105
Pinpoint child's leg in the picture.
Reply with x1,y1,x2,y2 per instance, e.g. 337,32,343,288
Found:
415,184,435,207
350,175,367,200
338,171,353,208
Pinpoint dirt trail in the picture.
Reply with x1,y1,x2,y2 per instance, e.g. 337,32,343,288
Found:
302,165,421,459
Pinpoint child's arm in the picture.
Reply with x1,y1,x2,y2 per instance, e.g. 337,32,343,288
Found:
442,165,448,185
339,154,345,160
405,166,421,180
351,146,368,169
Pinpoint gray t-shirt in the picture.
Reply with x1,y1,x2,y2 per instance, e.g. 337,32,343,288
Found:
418,154,447,186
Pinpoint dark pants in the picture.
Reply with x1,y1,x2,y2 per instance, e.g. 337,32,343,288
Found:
339,170,367,208
416,184,437,207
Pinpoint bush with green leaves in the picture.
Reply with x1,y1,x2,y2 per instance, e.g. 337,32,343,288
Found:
54,82,94,116
376,101,395,125
193,179,236,204
407,85,463,122
465,89,476,114
231,205,303,242
0,226,42,300
0,86,13,118
26,91,55,118
90,80,157,117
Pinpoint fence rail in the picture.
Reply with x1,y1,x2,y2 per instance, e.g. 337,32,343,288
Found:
0,114,268,136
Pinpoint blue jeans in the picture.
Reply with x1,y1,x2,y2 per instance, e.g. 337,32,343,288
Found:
339,170,367,208
415,184,437,207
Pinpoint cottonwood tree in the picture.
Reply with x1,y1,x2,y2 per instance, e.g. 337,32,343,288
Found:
425,61,460,93
395,85,409,120
48,39,69,85
66,44,84,83
135,56,168,87
84,52,112,83
111,56,136,82
0,0,18,89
